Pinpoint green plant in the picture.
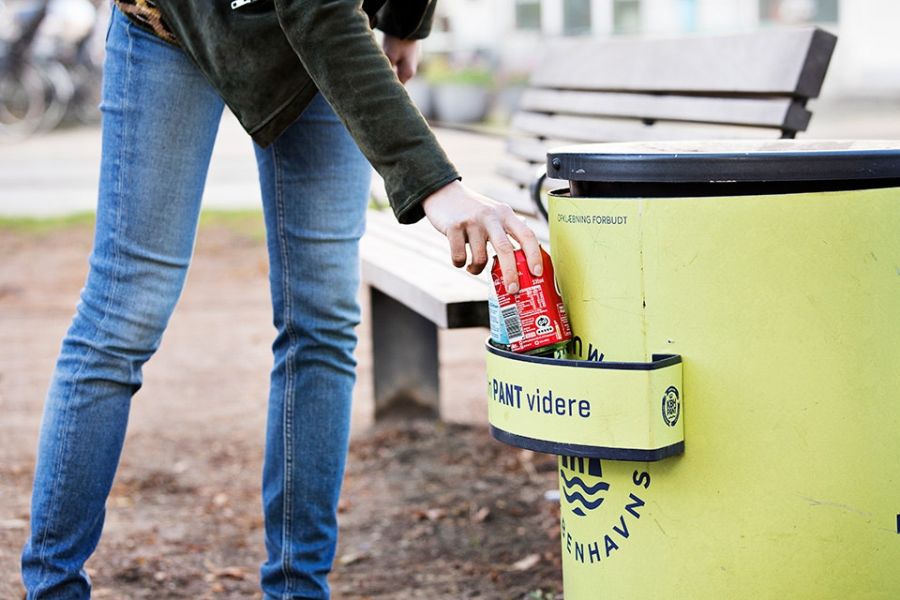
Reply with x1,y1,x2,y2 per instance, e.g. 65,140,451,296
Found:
0,212,95,233
423,58,494,88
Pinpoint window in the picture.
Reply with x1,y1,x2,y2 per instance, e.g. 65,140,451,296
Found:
515,0,542,31
563,0,592,36
613,0,641,34
678,0,697,33
759,0,838,24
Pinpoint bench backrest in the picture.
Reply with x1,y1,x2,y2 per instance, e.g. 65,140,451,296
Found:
488,27,838,221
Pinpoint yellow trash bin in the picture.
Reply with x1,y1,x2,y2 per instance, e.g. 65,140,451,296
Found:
486,141,900,599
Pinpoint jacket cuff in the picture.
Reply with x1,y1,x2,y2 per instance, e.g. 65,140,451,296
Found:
377,0,437,40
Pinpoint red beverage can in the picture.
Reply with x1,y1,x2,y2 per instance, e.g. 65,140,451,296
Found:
488,247,572,356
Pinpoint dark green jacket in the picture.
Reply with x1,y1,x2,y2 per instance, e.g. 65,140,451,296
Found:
155,0,458,224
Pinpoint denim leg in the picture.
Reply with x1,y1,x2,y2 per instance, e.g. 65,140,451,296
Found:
20,8,224,598
254,94,371,600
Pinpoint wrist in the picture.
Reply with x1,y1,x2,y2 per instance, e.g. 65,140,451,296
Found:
422,180,462,213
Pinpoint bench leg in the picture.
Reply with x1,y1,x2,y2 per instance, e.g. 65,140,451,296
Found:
369,288,440,418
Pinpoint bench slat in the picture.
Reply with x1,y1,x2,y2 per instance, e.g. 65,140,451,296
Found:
530,28,836,98
365,210,549,327
368,208,550,264
496,157,568,190
505,137,569,164
511,112,779,144
361,230,489,329
519,89,811,132
367,211,457,263
481,181,539,217
367,211,509,289
362,231,487,299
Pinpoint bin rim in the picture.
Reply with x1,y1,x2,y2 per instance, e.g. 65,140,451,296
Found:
546,140,900,184
486,339,681,371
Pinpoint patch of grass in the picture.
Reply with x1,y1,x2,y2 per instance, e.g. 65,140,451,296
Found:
369,195,389,211
0,212,95,233
0,209,269,240
0,204,388,241
198,209,266,241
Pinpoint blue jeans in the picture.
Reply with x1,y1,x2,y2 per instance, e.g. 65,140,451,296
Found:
20,8,370,599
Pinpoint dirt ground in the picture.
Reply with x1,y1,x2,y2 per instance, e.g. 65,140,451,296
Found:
0,214,562,599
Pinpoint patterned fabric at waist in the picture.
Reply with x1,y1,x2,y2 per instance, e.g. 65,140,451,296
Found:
114,0,177,45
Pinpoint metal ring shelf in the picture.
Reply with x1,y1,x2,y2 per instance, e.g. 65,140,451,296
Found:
485,341,685,462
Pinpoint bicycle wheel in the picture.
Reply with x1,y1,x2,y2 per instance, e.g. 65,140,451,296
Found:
35,58,73,132
0,62,47,140
67,60,101,125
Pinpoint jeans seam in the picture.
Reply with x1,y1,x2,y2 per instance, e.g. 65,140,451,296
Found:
272,143,295,599
32,15,133,583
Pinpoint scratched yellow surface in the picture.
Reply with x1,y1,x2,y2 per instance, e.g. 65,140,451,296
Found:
522,187,900,599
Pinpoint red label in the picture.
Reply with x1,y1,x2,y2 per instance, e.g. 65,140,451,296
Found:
491,248,572,354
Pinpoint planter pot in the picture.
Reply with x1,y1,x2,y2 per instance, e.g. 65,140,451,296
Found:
404,78,433,120
432,83,491,124
493,84,526,124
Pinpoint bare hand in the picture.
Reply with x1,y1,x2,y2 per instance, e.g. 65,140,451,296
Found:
382,35,420,84
422,181,542,294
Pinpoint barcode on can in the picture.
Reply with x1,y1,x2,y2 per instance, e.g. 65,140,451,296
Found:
501,306,524,341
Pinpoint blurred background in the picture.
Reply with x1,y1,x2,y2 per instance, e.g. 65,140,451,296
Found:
0,0,106,142
1,0,898,217
1,2,898,597
412,0,899,129
1,0,899,146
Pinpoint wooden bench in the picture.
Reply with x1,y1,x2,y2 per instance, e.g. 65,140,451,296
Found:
361,26,837,420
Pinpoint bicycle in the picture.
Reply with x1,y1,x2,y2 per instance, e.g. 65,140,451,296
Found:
0,0,50,140
0,0,103,141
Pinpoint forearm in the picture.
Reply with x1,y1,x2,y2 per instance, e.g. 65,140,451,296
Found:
273,0,458,223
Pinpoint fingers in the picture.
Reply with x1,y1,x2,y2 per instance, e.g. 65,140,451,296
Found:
396,59,416,84
422,181,543,291
386,56,415,84
447,225,467,268
483,217,519,293
465,226,489,275
383,37,419,84
458,208,541,295
502,214,543,277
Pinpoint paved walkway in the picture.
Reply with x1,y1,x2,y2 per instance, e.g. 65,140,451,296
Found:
2,98,897,218
0,113,505,217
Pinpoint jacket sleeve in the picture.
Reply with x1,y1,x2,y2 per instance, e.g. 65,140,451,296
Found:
376,0,438,40
272,0,458,224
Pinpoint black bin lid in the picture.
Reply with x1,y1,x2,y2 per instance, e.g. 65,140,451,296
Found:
547,140,900,184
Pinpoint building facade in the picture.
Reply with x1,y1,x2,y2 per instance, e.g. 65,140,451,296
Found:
427,0,900,98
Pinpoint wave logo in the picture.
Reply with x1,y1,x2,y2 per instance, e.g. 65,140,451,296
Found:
561,456,610,517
